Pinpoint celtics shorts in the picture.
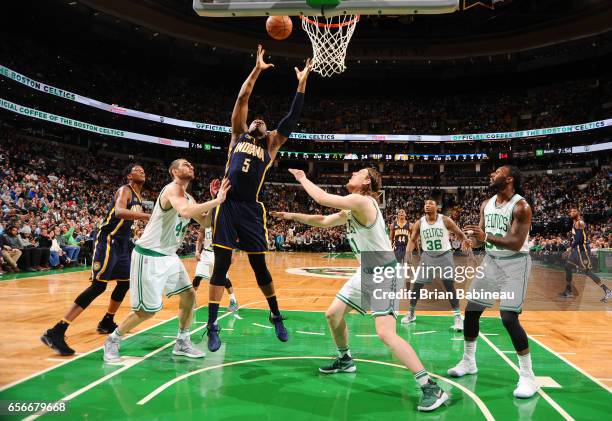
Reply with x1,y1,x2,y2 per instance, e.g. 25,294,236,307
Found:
195,249,215,279
414,251,455,284
467,253,532,313
130,246,193,312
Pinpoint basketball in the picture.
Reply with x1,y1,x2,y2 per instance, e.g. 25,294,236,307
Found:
266,16,293,40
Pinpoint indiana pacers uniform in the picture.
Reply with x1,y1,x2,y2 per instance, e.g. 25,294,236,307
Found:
392,221,410,263
92,185,143,282
337,197,401,317
130,185,194,312
213,133,272,252
468,194,532,312
416,214,454,283
567,221,592,269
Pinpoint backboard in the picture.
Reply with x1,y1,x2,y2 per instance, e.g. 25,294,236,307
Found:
193,0,459,17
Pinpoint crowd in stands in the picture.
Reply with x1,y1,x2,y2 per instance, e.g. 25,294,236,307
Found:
1,132,610,276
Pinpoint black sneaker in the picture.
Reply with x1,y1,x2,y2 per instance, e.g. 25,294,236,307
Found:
97,317,118,334
41,329,75,356
319,355,356,374
269,313,289,342
558,290,573,299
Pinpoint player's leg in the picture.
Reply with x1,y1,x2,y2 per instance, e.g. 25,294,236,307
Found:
374,314,448,412
225,276,239,312
447,301,483,377
98,240,132,333
402,281,423,324
41,278,108,355
578,247,611,301
173,286,204,358
500,310,538,397
319,298,355,374
247,252,288,341
104,309,155,363
206,246,232,351
442,278,462,331
560,259,575,298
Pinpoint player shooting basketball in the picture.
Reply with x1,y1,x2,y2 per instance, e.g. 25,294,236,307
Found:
205,45,312,352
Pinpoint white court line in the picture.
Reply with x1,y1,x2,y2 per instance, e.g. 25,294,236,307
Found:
451,337,464,341
355,334,378,337
252,323,273,329
135,356,495,420
479,333,575,421
557,352,576,355
529,334,546,337
527,334,611,393
296,330,325,335
413,330,436,335
481,333,499,336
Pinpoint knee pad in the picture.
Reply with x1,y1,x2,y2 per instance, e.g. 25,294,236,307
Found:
500,310,528,352
192,276,203,289
225,277,233,289
463,302,485,339
74,280,107,309
211,247,232,286
248,254,272,286
110,281,130,302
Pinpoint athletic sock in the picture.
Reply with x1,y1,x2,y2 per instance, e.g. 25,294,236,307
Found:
453,308,461,317
229,293,236,301
266,295,280,316
177,328,190,341
104,312,115,321
109,328,122,342
602,284,610,293
208,302,220,326
337,346,351,359
517,353,534,377
54,320,70,334
414,369,431,387
464,339,477,361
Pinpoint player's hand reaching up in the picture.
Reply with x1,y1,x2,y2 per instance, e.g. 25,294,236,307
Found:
216,178,231,203
209,178,221,198
288,168,306,181
295,58,312,83
255,44,274,71
271,211,293,221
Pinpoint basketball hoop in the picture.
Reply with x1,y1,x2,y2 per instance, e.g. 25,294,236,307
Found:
300,14,360,77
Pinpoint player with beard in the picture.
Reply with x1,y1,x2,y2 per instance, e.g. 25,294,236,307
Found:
103,159,230,362
449,165,539,399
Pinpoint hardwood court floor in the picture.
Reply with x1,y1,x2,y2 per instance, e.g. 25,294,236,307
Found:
0,251,610,392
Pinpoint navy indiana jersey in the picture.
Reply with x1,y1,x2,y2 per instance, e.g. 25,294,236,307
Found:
571,221,588,249
393,222,410,249
226,133,272,202
98,185,143,239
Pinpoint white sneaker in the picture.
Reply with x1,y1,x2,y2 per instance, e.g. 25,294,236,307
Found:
400,310,416,324
173,338,205,358
452,315,463,331
513,374,539,398
447,357,477,377
103,337,121,363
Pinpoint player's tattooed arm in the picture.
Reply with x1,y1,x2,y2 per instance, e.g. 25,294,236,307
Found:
407,219,421,264
465,199,532,252
231,45,273,142
114,186,150,221
443,216,471,252
271,210,348,228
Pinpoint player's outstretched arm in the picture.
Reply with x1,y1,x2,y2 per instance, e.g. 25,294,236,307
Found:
271,210,348,228
114,186,150,221
465,199,531,252
231,45,273,137
288,168,370,213
268,59,312,157
165,178,231,220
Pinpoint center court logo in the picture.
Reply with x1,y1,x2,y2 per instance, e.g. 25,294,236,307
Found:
286,267,357,279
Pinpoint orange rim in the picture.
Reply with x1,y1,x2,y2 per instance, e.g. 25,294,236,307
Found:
300,15,360,28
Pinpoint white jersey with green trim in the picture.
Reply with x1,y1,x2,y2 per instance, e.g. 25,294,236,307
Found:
136,184,193,256
203,227,213,251
483,193,530,257
419,214,451,253
346,197,393,263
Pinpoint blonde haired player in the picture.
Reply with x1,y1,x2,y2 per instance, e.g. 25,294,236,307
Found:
103,159,230,363
401,198,471,330
272,167,448,413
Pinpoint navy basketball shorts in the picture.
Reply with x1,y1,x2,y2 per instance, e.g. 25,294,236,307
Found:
394,246,407,263
568,245,592,270
212,199,268,253
91,236,133,282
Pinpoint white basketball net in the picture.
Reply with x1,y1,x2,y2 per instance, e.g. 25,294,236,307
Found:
300,15,359,77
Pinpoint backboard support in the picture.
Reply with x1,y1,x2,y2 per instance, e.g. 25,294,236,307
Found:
193,0,459,17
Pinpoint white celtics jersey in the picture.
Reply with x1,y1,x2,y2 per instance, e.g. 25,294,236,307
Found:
419,214,451,254
346,197,394,263
484,193,530,257
203,227,213,252
136,184,192,256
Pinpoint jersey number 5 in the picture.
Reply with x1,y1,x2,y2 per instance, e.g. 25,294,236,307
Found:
242,158,251,173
